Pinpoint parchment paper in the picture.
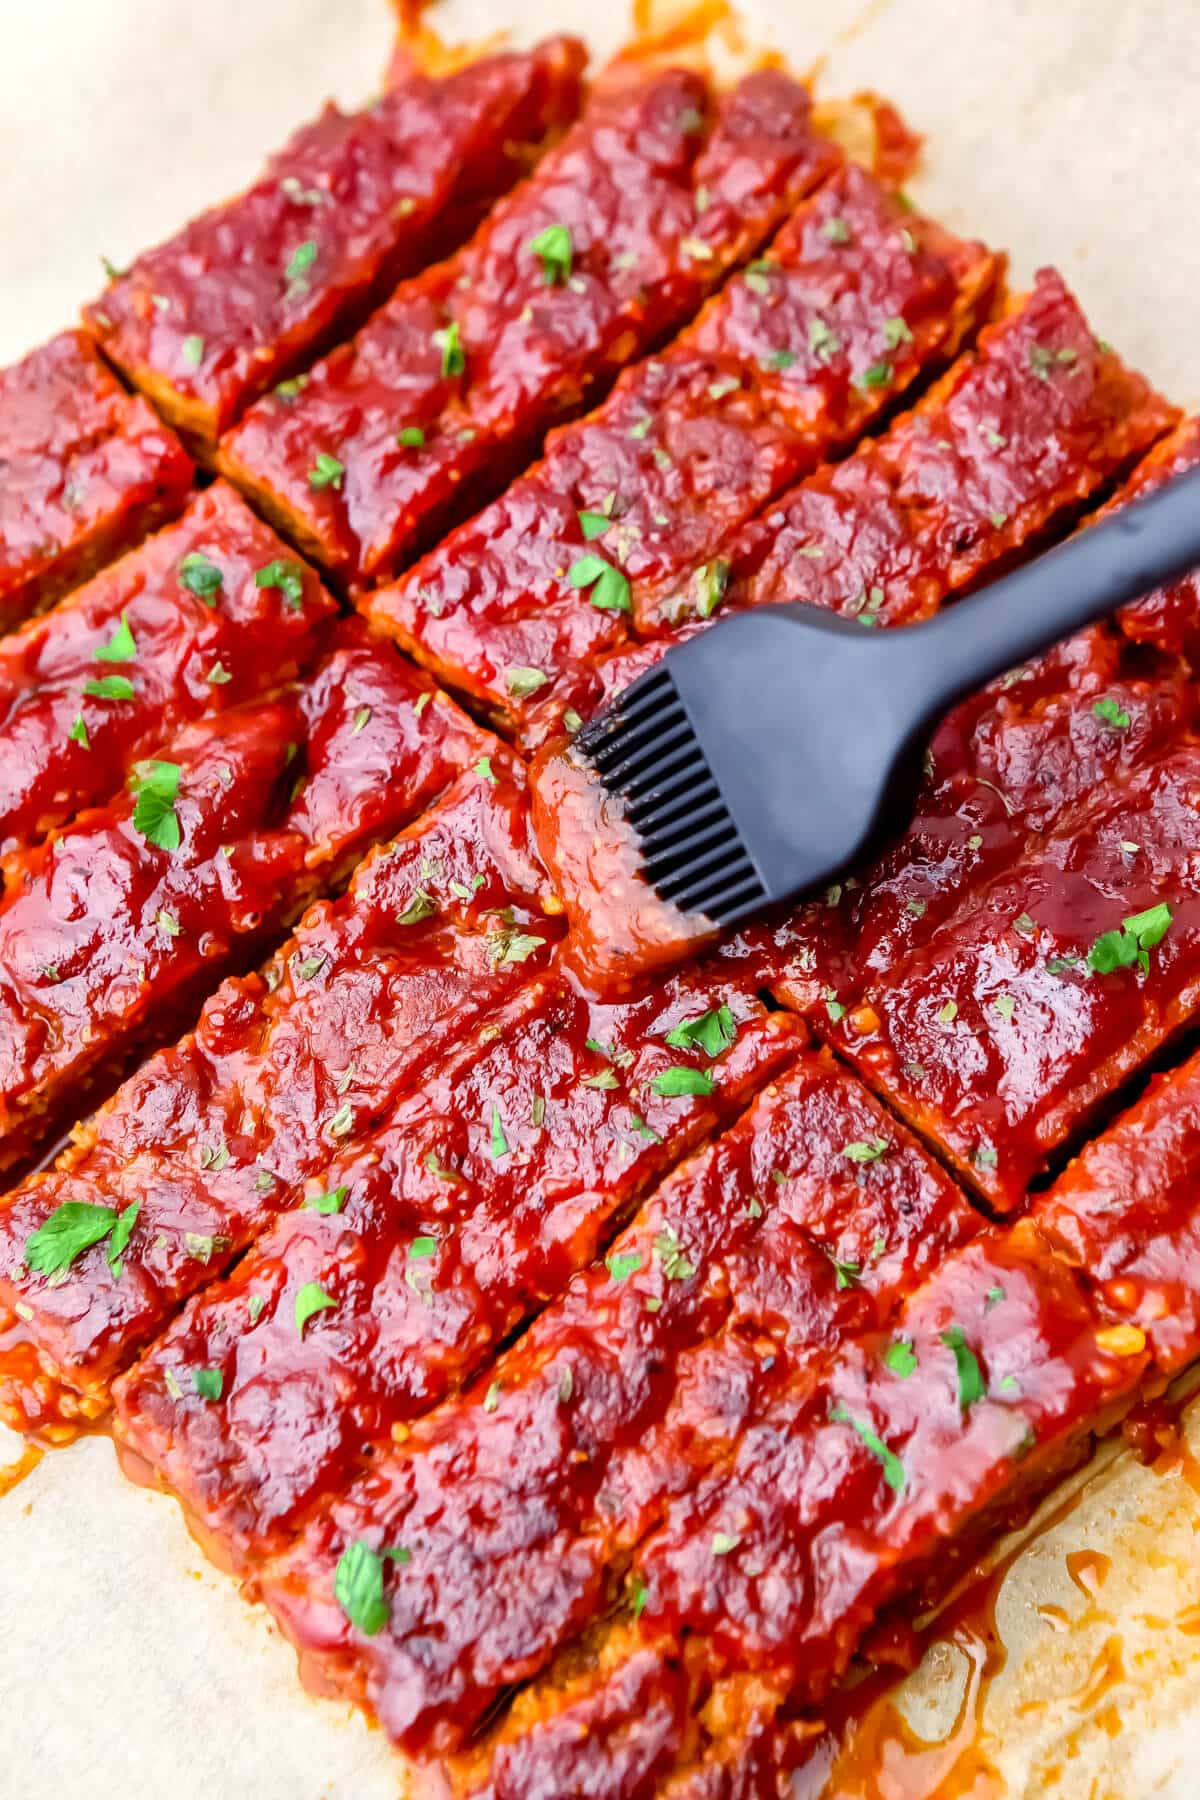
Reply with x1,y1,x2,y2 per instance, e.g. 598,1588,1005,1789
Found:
3,2,1200,1794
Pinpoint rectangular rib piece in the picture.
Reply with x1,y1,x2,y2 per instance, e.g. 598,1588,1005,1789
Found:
360,165,997,728
622,1222,1144,1752
256,1047,979,1756
0,753,561,1437
527,268,1177,994
0,482,337,858
82,42,586,451
1035,1046,1200,1377
0,620,490,1174
0,329,192,631
112,968,799,1568
828,735,1200,1209
735,621,1197,1022
220,66,840,585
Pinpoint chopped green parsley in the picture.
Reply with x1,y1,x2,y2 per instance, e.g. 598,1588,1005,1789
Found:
884,1339,917,1378
505,666,548,698
528,222,573,284
842,1136,888,1165
433,320,465,377
664,1004,736,1057
487,922,545,966
808,317,840,361
606,1249,642,1283
653,1226,695,1281
334,1539,406,1636
941,1323,986,1408
130,760,182,851
83,674,134,702
695,558,729,619
285,239,317,284
651,1066,715,1099
308,450,345,490
396,888,437,926
855,360,893,389
95,612,137,663
255,559,305,609
828,1254,860,1290
1088,902,1172,974
178,551,223,601
830,1403,906,1491
294,1281,337,1337
568,553,631,614
24,1198,139,1279
327,1102,353,1138
304,1186,348,1215
1093,697,1131,729
424,1152,464,1184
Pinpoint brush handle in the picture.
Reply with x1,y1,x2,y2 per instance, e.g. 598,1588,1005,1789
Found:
893,460,1200,721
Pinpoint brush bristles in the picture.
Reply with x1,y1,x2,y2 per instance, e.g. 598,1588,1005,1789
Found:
577,668,672,749
577,666,767,925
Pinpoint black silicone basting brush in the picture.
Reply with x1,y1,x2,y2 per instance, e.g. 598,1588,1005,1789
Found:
577,463,1200,928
